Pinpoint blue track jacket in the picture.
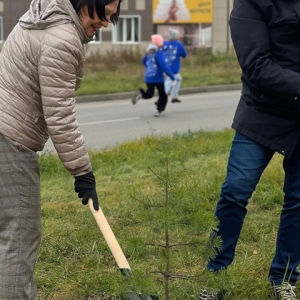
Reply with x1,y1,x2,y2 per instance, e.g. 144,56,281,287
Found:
142,50,175,83
163,40,187,74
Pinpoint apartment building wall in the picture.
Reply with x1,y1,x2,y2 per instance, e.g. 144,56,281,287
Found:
86,0,153,56
0,0,234,54
0,0,30,40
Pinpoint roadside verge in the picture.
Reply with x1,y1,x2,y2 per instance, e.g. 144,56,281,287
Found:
76,83,242,103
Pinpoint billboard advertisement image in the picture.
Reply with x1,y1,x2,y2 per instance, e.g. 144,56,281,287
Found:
153,0,213,24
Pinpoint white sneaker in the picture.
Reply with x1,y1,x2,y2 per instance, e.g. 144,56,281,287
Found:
199,289,225,300
271,282,298,299
131,91,141,105
154,110,165,117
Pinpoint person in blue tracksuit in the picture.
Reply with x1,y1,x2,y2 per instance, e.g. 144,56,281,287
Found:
132,35,175,117
163,28,187,103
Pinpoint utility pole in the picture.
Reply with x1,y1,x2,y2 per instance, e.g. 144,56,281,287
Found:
226,0,230,53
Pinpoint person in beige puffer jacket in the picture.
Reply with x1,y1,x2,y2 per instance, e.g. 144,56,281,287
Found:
0,0,122,299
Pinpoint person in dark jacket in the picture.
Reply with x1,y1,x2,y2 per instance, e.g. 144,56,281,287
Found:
0,0,122,299
199,1,300,299
131,34,175,117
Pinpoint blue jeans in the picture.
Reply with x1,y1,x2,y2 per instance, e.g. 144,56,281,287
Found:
207,132,300,285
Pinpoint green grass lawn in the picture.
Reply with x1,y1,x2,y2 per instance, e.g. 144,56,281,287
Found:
37,130,289,299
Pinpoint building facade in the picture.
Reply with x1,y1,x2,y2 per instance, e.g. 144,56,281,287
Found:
0,1,30,41
0,0,234,54
212,0,234,53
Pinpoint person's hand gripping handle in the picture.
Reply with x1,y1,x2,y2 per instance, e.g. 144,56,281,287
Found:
74,171,99,210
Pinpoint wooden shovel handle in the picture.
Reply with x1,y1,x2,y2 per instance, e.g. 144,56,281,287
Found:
88,199,131,271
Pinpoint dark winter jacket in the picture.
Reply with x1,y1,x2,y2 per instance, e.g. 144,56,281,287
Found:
230,0,300,157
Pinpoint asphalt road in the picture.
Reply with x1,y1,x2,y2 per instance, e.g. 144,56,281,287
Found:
42,90,241,152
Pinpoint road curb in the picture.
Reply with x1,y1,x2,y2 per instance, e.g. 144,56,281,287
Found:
76,83,242,103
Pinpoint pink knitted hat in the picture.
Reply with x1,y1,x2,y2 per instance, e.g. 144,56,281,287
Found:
151,34,164,47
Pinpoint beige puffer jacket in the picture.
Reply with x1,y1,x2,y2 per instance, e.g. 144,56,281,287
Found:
0,0,93,175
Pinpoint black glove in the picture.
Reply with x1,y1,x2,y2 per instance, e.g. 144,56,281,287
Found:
74,171,99,211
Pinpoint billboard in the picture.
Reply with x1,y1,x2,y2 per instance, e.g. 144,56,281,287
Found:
153,0,213,24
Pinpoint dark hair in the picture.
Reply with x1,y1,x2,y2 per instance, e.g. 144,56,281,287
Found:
69,0,122,25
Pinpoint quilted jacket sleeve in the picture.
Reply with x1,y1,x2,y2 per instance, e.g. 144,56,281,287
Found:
38,26,91,175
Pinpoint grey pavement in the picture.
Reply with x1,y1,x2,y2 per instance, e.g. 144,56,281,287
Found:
43,89,241,152
76,83,242,103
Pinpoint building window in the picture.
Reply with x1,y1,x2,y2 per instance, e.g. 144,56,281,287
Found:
0,16,3,41
90,29,101,43
113,16,140,44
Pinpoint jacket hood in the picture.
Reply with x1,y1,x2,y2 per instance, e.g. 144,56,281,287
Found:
147,43,158,52
19,0,92,44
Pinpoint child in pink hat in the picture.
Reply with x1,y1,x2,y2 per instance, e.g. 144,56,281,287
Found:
151,34,164,48
131,36,175,117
